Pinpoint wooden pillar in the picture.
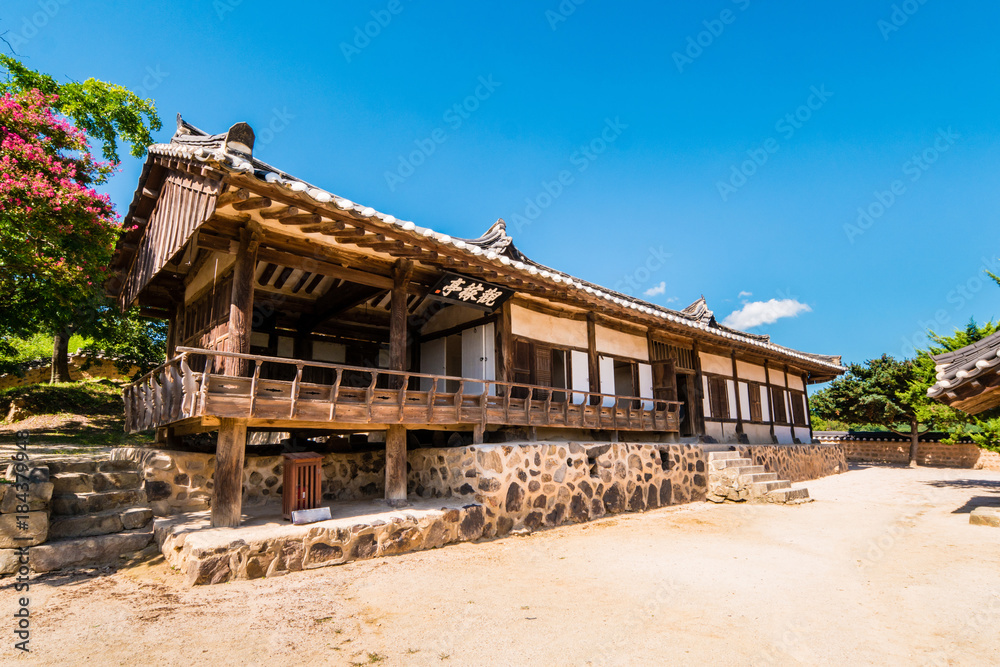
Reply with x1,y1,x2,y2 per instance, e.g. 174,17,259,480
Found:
803,372,814,443
495,302,513,383
224,225,262,377
763,360,776,441
784,364,794,442
731,351,744,435
212,418,248,527
389,260,413,389
385,424,408,506
165,302,179,358
587,313,600,403
691,340,706,436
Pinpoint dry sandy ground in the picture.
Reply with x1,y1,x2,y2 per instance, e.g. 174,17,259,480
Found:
3,464,1000,666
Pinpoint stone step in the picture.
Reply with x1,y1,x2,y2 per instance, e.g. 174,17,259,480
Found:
51,471,143,495
28,527,155,573
765,487,811,504
727,465,765,476
44,459,137,475
739,472,778,485
50,488,148,516
707,451,741,461
710,458,753,471
751,480,792,496
49,507,154,540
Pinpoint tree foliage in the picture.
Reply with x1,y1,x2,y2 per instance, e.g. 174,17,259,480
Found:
0,55,161,162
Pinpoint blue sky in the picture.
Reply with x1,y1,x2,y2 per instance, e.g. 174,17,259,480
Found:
7,0,1000,367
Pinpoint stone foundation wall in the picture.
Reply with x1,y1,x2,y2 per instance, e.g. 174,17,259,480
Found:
0,355,138,390
737,444,847,483
833,440,1000,470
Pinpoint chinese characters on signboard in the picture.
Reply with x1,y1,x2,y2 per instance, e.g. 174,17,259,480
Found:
428,272,514,312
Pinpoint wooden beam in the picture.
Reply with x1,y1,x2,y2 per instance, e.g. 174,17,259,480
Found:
256,247,395,291
496,301,513,383
385,424,407,506
279,213,323,226
231,196,272,211
211,418,248,527
217,188,249,208
260,205,300,220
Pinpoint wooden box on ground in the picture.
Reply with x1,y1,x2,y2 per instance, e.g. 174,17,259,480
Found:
282,452,322,520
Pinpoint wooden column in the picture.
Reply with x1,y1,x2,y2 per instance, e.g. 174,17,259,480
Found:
691,340,706,436
587,313,600,402
224,225,263,377
784,364,794,442
389,260,413,389
212,418,248,527
731,351,744,435
803,372,814,443
495,302,513,383
763,360,776,441
165,302,179,358
385,424,408,506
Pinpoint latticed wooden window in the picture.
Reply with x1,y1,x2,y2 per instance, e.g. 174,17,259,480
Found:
770,386,787,424
749,382,763,422
650,340,695,371
791,391,807,426
708,376,729,419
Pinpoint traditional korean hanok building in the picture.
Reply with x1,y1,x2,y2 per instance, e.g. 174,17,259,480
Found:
108,117,844,527
928,332,1000,413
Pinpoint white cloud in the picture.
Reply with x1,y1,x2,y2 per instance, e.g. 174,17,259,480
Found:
738,290,753,299
665,296,678,304
644,281,666,297
721,299,812,330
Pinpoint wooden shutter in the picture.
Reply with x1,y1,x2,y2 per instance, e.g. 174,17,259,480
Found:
708,377,729,419
770,386,787,423
749,382,763,422
791,391,806,426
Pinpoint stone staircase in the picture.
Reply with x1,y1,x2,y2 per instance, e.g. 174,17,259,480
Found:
29,459,155,572
706,451,811,504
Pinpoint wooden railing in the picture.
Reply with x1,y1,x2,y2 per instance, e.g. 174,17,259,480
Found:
123,347,682,435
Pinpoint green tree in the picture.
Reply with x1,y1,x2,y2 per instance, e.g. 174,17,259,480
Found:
811,354,930,465
0,56,164,382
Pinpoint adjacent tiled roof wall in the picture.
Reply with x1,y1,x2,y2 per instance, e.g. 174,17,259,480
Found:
814,431,973,444
928,329,1000,397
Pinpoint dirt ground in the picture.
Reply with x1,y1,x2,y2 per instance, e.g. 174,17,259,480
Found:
4,463,1000,666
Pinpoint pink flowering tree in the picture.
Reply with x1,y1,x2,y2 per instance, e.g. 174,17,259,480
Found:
0,88,122,380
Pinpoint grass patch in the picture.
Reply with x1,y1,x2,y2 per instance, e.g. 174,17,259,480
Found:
0,380,154,449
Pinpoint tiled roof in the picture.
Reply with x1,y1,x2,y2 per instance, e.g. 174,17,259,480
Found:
127,117,846,375
927,330,1000,400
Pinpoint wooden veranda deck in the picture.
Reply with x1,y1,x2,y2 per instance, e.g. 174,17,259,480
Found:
124,347,682,436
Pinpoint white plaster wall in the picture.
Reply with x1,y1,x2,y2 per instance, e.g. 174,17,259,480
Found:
570,350,589,404
599,356,616,407
775,425,794,444
702,375,711,417
595,325,648,361
738,381,751,421
743,423,773,444
510,305,588,349
700,352,733,376
638,362,653,409
184,252,236,303
726,379,738,419
705,421,725,442
421,304,483,336
771,372,787,388
760,385,770,422
420,339,446,391
788,373,805,391
736,360,767,383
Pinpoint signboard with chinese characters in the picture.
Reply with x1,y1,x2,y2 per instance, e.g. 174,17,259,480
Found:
427,272,514,312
